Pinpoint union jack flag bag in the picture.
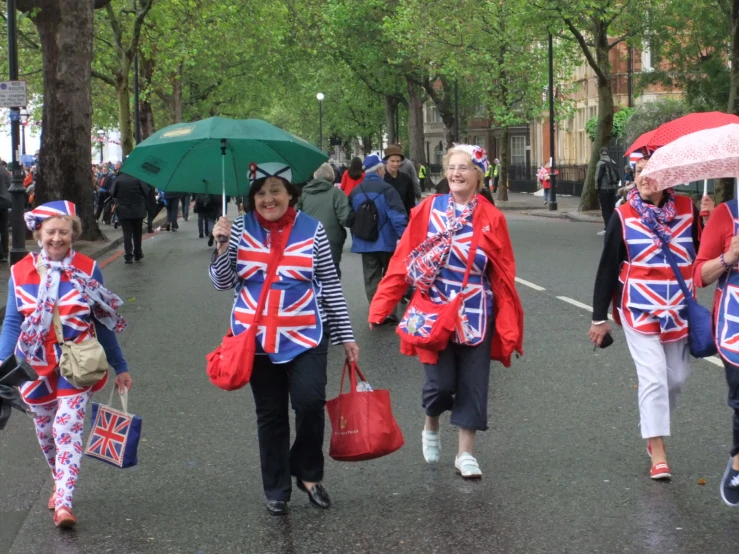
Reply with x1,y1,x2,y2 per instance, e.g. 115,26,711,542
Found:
397,208,481,352
85,388,141,468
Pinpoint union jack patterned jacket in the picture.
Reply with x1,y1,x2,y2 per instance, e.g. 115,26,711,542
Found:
616,195,696,342
710,200,739,365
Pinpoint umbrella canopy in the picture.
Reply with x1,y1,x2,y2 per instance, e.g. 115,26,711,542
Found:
647,112,739,151
641,123,739,191
119,117,327,197
625,130,656,157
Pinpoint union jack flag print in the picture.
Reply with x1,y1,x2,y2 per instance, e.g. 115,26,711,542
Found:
86,408,131,466
58,451,72,465
399,307,437,338
719,285,739,361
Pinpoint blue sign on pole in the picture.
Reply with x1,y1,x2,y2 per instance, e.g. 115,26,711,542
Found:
8,111,19,122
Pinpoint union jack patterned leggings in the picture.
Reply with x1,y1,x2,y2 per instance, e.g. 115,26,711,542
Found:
31,392,92,509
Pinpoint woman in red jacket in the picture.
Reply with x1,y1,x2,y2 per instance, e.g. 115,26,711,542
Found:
369,145,524,479
340,157,364,196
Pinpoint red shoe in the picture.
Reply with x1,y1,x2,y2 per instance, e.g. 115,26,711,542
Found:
53,508,77,529
650,462,672,480
47,491,56,510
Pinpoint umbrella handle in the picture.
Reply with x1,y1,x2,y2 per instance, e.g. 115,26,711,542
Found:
700,179,710,217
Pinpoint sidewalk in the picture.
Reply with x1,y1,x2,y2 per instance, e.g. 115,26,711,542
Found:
0,211,170,320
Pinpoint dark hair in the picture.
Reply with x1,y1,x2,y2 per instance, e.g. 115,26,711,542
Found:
247,176,300,212
347,157,363,180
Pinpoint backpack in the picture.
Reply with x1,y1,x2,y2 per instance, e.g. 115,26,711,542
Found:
352,184,386,242
605,161,619,186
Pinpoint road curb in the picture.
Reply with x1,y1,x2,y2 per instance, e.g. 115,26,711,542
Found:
524,210,602,224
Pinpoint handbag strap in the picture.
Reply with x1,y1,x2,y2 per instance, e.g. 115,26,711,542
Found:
338,361,367,395
658,238,693,301
248,216,297,331
106,387,129,413
460,202,483,289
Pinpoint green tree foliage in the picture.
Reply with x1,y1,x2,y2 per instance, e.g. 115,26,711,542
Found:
622,99,689,147
586,107,635,142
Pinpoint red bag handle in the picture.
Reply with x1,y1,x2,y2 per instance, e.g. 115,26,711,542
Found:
338,361,367,395
460,203,483,290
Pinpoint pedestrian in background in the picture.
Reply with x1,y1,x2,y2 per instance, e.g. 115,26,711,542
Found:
180,194,192,222
418,162,428,193
384,145,416,215
595,147,620,236
164,191,182,232
693,192,739,506
349,154,408,324
210,163,358,516
0,160,11,264
399,153,422,200
491,158,501,192
369,144,523,479
0,201,132,529
194,193,220,244
340,157,364,197
111,171,149,264
589,156,714,481
296,163,354,277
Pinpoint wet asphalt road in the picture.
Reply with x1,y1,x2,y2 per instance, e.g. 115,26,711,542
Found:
1,213,737,554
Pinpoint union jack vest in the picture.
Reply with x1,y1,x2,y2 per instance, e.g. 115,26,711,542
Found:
231,211,323,364
425,195,492,345
617,195,695,342
10,252,103,403
715,199,739,365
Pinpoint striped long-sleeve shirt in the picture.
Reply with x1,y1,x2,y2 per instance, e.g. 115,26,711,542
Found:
209,215,355,345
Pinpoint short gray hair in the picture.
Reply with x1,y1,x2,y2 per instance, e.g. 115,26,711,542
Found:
365,163,384,175
313,163,335,182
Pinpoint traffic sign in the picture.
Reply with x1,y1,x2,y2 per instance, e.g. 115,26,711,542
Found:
0,81,27,108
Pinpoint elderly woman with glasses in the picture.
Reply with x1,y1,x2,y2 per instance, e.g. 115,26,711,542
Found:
368,145,524,479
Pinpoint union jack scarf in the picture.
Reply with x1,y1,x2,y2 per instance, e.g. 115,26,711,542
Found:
627,187,676,246
18,250,127,363
404,194,478,292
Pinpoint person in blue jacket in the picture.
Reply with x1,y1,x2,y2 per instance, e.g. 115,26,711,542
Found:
349,154,408,324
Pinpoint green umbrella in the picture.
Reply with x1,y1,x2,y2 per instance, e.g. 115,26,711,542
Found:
119,117,327,214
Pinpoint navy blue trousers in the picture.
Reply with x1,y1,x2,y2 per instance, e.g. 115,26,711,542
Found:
722,359,739,457
422,319,493,431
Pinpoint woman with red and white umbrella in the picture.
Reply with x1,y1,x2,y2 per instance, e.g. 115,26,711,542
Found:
589,152,714,481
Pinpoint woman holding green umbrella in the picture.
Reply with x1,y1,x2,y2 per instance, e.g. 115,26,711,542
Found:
209,162,359,516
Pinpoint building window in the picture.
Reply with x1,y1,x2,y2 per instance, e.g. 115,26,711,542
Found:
473,135,486,150
642,46,652,72
426,104,443,123
511,136,526,165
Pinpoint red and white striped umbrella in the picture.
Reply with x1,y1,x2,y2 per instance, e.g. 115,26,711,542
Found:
641,123,739,192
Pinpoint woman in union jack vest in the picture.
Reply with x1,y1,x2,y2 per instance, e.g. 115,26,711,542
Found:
209,163,358,516
589,156,714,481
369,145,524,480
0,201,131,529
693,192,739,507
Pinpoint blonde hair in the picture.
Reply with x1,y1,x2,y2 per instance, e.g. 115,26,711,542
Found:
33,215,83,242
442,148,484,191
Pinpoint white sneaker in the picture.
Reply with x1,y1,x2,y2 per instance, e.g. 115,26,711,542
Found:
455,452,482,479
597,230,606,236
422,430,441,464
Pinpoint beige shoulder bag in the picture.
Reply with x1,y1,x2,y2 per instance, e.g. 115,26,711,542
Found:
38,263,109,388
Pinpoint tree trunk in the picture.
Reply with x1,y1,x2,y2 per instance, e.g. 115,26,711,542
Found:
116,54,133,157
728,0,739,114
498,126,509,201
26,0,104,241
580,34,614,212
171,64,183,123
139,56,155,139
362,135,372,155
406,77,426,164
384,96,396,145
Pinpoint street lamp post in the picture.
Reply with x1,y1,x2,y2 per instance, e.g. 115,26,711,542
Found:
97,129,105,163
548,32,558,211
316,93,324,151
19,108,28,155
7,0,28,264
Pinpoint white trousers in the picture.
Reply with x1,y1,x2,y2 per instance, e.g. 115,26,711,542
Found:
621,319,692,439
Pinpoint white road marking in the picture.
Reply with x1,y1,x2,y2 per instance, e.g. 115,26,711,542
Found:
515,277,546,291
556,296,722,368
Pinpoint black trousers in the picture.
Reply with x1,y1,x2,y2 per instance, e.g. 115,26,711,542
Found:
120,218,144,261
598,189,617,229
723,359,739,458
250,336,329,501
94,191,111,221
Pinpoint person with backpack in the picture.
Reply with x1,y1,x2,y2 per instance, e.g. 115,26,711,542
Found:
349,154,408,324
595,147,620,236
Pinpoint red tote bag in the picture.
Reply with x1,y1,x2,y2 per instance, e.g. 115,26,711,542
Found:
326,362,404,462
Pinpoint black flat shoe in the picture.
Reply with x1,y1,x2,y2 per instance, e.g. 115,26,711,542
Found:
296,480,331,509
266,500,288,515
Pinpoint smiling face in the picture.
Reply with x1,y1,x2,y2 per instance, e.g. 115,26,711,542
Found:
634,158,662,203
445,152,479,199
254,177,293,221
39,217,74,261
386,155,402,175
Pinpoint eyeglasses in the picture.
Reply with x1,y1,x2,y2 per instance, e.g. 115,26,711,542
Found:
447,165,472,173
